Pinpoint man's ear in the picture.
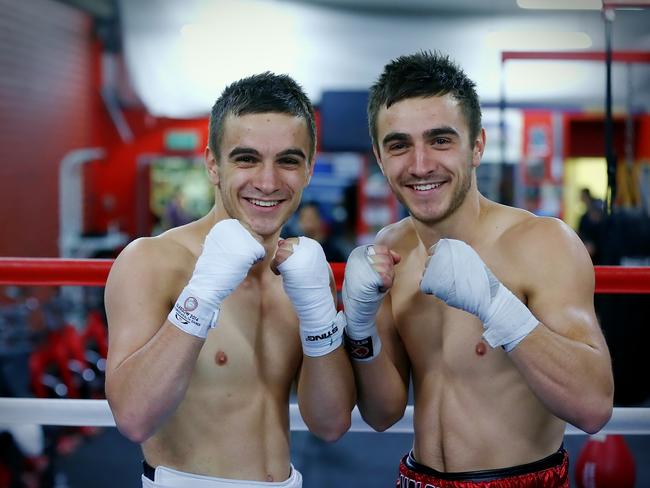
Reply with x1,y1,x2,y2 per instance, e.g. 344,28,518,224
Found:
205,146,219,185
373,145,385,175
306,156,316,185
471,128,486,168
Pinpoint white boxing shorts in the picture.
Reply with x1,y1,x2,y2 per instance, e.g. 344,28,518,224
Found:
141,462,302,488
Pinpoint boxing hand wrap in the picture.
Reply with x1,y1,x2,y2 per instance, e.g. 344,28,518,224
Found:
420,239,539,352
342,246,386,362
168,219,265,339
277,237,344,357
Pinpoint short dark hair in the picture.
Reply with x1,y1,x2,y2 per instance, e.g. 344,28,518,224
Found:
209,72,316,160
368,51,482,151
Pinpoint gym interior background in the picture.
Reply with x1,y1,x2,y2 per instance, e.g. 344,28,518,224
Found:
0,0,649,486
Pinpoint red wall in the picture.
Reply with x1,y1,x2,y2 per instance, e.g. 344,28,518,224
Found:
87,115,209,239
0,0,95,257
564,114,635,158
637,115,650,159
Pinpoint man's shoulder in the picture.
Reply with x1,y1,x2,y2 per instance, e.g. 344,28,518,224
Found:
494,206,588,267
112,227,198,279
125,232,191,260
376,217,416,251
505,211,575,247
483,200,562,239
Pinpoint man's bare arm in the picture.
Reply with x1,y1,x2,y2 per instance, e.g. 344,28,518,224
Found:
106,220,266,442
508,218,614,433
351,297,411,431
298,346,356,441
275,239,356,441
341,243,410,431
105,237,204,443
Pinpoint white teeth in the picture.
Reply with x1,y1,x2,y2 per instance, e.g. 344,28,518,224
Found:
412,183,442,191
249,199,279,207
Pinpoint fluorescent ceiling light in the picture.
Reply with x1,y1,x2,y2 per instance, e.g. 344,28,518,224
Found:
517,0,602,9
486,31,593,50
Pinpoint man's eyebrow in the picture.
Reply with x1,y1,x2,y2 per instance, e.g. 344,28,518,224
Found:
423,127,460,139
382,132,410,147
228,147,261,158
276,148,306,159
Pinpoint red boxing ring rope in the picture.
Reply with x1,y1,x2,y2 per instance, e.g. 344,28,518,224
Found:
0,257,649,434
0,258,648,294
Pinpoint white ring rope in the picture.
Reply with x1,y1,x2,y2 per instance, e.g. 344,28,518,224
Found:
0,399,648,435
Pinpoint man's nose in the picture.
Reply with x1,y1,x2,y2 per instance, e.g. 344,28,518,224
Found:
253,161,280,193
409,145,436,178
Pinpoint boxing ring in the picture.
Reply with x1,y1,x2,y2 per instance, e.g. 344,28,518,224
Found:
1,258,650,436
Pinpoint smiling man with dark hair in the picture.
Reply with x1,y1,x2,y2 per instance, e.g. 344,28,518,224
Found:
343,51,614,488
105,72,355,488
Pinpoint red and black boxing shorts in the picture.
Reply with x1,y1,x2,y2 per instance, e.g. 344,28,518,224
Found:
397,446,568,487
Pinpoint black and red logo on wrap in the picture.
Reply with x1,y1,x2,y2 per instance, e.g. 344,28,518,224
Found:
345,335,373,360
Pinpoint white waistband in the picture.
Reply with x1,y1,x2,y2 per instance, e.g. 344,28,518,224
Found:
141,464,302,488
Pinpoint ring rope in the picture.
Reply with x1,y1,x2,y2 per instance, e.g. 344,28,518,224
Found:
0,398,648,435
0,259,648,435
0,259,648,294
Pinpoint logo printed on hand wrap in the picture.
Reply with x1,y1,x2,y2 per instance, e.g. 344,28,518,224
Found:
173,302,203,328
175,297,199,326
183,297,198,312
344,335,374,360
174,311,189,325
306,324,339,343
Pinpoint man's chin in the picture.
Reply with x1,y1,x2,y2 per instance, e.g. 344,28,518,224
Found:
244,218,284,239
407,204,452,225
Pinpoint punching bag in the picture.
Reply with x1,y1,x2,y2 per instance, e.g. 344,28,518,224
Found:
575,434,635,488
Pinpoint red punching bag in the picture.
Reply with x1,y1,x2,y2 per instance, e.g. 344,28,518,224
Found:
575,434,636,488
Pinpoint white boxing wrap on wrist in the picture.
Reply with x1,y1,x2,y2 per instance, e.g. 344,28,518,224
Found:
277,237,343,357
420,239,539,352
168,219,265,339
342,245,386,361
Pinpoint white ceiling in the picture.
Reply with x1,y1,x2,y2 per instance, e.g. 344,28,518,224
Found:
118,0,650,118
281,0,523,14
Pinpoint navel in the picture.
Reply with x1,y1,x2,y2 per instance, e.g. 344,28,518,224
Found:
475,341,487,356
266,475,274,482
215,350,228,366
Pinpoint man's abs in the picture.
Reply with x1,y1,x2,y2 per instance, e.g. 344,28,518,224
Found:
398,304,565,472
411,378,566,472
142,287,301,482
142,389,292,481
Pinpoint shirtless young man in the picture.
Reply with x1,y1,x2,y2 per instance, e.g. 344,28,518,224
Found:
342,52,614,487
104,73,355,488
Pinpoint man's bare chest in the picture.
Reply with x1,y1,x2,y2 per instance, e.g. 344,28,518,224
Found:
389,260,511,375
192,285,302,388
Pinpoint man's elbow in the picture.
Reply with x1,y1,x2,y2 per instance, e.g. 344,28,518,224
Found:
361,410,404,433
112,409,156,443
574,396,614,435
107,395,156,444
308,415,351,443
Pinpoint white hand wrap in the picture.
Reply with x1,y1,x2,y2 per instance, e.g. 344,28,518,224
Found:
420,239,539,352
277,237,344,357
342,245,385,361
168,219,265,339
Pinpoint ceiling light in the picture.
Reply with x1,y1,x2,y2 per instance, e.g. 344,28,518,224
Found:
486,31,593,50
517,0,602,9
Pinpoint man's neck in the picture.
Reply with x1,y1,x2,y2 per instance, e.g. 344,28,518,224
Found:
412,190,485,251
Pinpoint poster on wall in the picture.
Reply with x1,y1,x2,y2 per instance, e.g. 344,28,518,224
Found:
149,157,213,235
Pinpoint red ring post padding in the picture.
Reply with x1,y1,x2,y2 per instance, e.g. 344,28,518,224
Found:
0,258,648,294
